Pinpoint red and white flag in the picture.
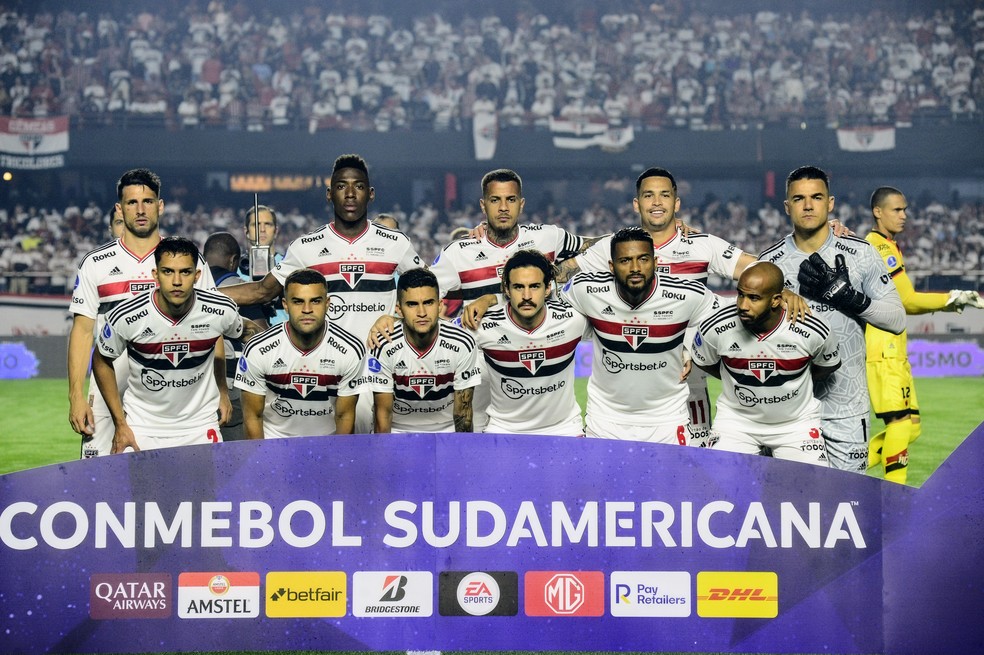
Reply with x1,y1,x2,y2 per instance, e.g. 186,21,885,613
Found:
836,126,896,152
0,116,69,169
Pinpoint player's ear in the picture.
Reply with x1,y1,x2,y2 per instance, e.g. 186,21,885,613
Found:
827,194,835,212
194,269,201,283
518,197,525,213
368,186,375,202
479,197,487,214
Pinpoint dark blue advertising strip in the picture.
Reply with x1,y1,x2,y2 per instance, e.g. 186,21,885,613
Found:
1,428,982,653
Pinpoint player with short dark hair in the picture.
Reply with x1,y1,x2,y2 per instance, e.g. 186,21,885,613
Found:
759,165,905,472
222,154,423,433
69,169,216,457
468,250,588,436
93,237,241,452
693,262,840,465
864,186,983,483
235,268,366,438
367,268,482,433
559,227,716,443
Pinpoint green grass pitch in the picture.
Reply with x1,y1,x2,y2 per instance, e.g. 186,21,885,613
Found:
1,377,982,486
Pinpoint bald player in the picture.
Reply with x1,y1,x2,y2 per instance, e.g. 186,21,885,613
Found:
692,262,841,465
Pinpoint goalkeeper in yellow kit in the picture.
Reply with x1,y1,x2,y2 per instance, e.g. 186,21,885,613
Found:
865,187,983,483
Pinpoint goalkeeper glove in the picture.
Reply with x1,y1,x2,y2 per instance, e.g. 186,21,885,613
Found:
944,290,984,313
797,252,872,315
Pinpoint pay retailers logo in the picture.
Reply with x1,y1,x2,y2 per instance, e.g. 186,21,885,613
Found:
610,571,691,617
265,571,346,618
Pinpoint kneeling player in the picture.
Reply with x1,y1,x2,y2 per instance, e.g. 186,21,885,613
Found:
368,269,482,432
94,237,243,452
692,262,840,465
235,268,365,438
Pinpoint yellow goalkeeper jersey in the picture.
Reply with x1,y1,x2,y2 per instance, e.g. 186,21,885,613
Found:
864,230,949,361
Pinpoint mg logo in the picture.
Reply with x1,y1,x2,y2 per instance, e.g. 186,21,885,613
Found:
519,350,545,373
291,374,318,398
749,360,776,383
622,326,649,350
339,263,365,288
544,574,584,615
162,342,189,366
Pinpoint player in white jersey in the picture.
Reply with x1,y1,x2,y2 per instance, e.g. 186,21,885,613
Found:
93,237,243,452
235,269,365,438
367,169,591,431
693,262,841,465
221,154,423,433
69,168,216,458
469,250,588,436
367,269,482,433
559,227,716,444
556,167,812,446
759,166,905,472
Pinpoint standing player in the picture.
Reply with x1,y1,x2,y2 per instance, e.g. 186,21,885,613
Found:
69,168,215,457
368,268,482,433
469,250,588,436
222,154,423,433
692,262,840,465
864,187,983,483
369,168,593,429
555,167,810,446
93,237,242,452
759,166,905,472
559,228,716,443
235,269,365,438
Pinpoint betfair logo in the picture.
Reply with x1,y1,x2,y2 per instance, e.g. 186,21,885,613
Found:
265,572,346,618
696,572,777,618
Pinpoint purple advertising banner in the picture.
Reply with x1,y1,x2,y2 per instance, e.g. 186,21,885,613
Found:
1,428,983,654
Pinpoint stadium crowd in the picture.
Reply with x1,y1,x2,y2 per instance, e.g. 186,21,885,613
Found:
0,1,981,132
1,192,982,295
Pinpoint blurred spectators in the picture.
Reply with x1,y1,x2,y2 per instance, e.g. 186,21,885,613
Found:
1,194,981,295
0,3,980,131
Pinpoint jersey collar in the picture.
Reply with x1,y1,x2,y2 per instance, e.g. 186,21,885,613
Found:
328,221,369,244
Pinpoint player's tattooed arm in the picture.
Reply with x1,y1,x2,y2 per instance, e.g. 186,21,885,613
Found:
241,319,264,343
453,387,474,433
576,236,605,253
461,294,499,330
367,313,397,349
553,258,581,284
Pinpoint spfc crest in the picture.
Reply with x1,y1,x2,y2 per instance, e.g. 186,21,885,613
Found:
749,360,776,383
622,326,648,350
340,263,365,288
162,342,189,366
519,350,545,373
409,375,435,397
291,374,319,397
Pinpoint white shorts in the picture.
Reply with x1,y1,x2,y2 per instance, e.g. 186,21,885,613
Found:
486,415,584,437
81,413,115,459
710,417,829,467
126,424,223,452
685,370,712,447
586,416,690,445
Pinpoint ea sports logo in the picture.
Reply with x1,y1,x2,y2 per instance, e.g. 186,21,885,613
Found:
456,572,500,616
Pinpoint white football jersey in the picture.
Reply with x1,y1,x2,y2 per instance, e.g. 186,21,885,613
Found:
575,229,742,286
759,232,902,420
560,271,716,428
470,299,588,436
692,305,839,429
431,223,582,300
234,322,366,438
71,238,215,415
97,289,243,436
273,222,422,342
367,321,482,432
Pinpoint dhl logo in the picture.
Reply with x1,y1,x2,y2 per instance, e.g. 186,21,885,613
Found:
696,572,778,618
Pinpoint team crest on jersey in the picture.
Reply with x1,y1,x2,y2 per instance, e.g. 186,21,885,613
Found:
409,375,435,397
656,264,672,274
519,350,546,373
291,374,319,398
496,265,505,279
749,360,776,382
622,326,649,350
340,263,365,288
162,342,190,366
129,281,156,294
